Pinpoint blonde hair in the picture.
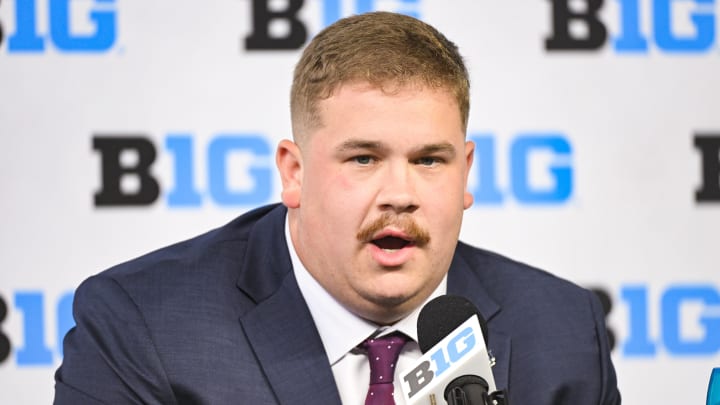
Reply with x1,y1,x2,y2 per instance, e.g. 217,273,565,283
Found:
290,11,470,144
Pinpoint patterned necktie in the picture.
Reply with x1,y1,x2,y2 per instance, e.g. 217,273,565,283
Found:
362,332,409,405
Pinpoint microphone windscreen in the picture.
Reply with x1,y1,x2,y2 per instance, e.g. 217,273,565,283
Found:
417,295,488,354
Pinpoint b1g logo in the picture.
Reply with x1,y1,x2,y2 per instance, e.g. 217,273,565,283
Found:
244,0,421,50
622,285,720,355
1,0,116,52
470,134,573,205
546,0,718,53
0,291,74,366
93,134,275,207
401,317,488,400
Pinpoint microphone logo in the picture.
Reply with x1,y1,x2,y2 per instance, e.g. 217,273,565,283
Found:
400,316,497,402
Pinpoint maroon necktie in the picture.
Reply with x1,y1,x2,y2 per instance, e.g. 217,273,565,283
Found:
362,333,409,405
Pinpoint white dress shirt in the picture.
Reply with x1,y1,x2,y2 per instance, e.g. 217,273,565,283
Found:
286,216,447,405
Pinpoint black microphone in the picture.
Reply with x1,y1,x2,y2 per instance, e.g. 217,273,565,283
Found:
399,295,507,405
417,294,489,353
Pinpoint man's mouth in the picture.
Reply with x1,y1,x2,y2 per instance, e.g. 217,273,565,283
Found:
371,235,414,251
357,213,431,249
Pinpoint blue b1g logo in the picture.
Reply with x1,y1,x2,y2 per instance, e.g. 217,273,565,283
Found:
623,285,720,356
3,0,117,52
546,0,717,53
0,291,74,366
245,0,422,50
92,133,275,208
470,133,573,205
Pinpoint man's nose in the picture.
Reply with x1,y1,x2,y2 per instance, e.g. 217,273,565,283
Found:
377,162,419,214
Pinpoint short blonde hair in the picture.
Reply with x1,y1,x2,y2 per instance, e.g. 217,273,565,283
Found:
290,11,470,143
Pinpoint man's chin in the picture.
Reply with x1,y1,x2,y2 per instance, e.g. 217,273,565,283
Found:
362,279,417,304
358,289,420,324
370,293,411,309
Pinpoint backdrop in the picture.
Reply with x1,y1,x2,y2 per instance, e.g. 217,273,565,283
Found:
1,0,719,403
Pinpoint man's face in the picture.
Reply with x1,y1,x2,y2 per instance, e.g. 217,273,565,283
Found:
278,82,474,325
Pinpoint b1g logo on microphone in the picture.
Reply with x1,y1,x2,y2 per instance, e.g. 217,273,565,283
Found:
244,0,422,50
546,0,718,53
401,316,496,403
1,0,117,53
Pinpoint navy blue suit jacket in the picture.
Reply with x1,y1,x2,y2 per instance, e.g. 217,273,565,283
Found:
55,204,620,404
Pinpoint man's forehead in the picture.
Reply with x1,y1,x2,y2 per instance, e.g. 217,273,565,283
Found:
295,80,461,141
315,81,461,123
296,81,464,149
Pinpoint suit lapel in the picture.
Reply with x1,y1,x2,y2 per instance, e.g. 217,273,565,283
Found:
236,206,342,405
447,250,511,392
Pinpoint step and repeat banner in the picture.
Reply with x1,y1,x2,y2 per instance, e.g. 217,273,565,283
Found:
1,0,719,403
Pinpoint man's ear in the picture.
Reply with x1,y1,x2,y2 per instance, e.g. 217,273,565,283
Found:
463,140,475,209
276,139,303,208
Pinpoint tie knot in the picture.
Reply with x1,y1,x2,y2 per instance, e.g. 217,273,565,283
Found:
362,332,409,385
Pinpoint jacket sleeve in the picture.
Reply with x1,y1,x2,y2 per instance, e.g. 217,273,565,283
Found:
588,290,622,405
54,274,176,405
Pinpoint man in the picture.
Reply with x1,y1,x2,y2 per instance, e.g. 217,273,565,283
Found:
55,12,620,405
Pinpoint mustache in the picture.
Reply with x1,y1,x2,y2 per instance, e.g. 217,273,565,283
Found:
356,213,431,247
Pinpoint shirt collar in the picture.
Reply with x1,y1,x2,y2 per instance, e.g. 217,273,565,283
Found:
285,214,447,365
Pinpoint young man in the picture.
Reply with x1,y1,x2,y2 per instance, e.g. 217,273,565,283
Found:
55,12,620,405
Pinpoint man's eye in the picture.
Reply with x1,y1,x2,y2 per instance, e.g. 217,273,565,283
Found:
416,157,441,166
353,156,373,165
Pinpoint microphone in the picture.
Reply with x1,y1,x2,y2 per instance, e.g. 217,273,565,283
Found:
399,295,507,405
417,295,488,354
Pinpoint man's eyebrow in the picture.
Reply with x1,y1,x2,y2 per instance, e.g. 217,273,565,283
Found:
336,139,386,152
412,142,457,157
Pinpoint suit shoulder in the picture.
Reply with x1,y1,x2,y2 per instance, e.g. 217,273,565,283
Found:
102,204,283,278
454,241,600,327
456,241,586,294
78,204,286,310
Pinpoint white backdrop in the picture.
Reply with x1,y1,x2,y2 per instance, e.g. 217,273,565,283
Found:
1,0,719,403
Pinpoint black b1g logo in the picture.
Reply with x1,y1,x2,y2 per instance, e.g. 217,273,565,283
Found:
0,296,10,363
0,0,5,48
